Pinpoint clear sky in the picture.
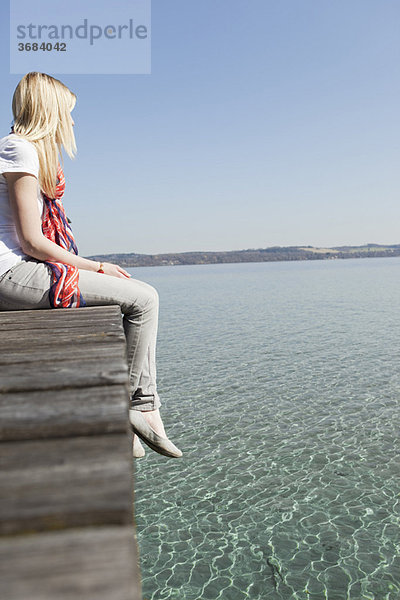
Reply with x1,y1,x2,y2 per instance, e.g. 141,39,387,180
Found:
1,1,399,256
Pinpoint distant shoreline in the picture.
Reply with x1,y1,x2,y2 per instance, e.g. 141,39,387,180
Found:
86,244,400,268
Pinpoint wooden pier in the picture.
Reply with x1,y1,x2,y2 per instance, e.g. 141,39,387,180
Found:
0,305,142,600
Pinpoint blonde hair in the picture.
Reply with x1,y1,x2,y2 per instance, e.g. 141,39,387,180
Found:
11,72,77,198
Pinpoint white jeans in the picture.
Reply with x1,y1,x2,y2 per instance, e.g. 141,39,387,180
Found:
0,258,161,411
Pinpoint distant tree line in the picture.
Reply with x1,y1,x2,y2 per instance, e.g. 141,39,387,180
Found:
86,244,400,268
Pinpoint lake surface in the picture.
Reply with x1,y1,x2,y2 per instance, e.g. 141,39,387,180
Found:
130,257,400,600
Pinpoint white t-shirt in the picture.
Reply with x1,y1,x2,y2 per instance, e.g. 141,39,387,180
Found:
0,133,44,276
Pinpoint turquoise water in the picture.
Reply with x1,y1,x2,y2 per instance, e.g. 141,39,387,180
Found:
131,258,400,600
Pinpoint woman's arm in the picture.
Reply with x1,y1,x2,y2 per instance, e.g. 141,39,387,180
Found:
5,172,130,279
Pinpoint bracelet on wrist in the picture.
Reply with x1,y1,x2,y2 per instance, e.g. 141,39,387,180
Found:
97,262,104,274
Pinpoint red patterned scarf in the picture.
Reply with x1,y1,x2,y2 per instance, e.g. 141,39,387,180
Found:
41,163,86,308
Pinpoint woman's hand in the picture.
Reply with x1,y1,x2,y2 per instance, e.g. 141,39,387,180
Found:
100,262,131,279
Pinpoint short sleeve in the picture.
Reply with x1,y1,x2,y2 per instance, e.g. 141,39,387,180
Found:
0,136,39,179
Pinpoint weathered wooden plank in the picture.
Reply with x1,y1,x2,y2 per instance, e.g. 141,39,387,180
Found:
0,328,124,343
0,318,123,330
0,325,124,338
0,305,122,324
0,385,129,441
0,526,141,600
0,314,122,331
0,356,129,393
0,343,127,365
0,434,134,535
0,308,124,330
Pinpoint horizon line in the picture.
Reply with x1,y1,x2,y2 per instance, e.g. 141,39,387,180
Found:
85,242,400,258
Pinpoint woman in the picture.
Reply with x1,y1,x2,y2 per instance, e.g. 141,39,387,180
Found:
0,71,182,459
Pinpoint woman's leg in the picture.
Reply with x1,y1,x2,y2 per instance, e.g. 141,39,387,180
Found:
0,258,52,310
0,258,51,310
77,268,161,412
76,270,172,443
